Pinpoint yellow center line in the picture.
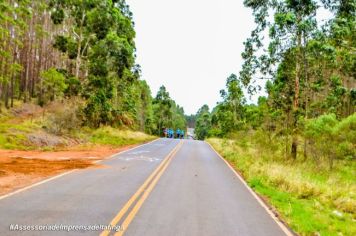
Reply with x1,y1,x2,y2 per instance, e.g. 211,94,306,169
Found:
114,140,183,236
100,140,183,236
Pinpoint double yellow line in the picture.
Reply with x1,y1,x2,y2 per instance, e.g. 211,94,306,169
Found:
100,140,184,236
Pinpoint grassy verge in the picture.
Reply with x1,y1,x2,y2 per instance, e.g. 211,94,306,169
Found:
207,138,355,236
0,111,41,150
0,106,156,150
87,126,156,147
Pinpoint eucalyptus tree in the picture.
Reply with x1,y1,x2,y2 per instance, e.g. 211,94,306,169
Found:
241,0,319,159
209,74,246,136
137,80,154,133
195,104,211,140
152,86,173,136
171,103,186,131
50,0,138,127
0,0,31,107
50,0,101,79
325,0,356,116
220,73,246,130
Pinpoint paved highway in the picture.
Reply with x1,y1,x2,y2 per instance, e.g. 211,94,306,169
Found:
0,139,291,236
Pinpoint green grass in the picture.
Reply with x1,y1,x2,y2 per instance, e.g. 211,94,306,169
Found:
0,107,156,150
207,138,356,236
0,114,42,150
89,126,156,147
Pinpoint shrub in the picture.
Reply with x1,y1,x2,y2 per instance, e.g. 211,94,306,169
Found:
38,68,68,106
333,113,356,160
90,126,154,146
44,102,82,135
304,113,356,169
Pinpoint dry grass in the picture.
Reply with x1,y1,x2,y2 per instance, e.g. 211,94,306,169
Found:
0,102,156,150
208,137,356,235
89,126,156,147
0,102,156,196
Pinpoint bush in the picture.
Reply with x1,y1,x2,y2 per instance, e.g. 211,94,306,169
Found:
44,102,82,135
333,113,356,160
90,126,155,146
208,128,224,137
38,68,67,105
304,113,356,168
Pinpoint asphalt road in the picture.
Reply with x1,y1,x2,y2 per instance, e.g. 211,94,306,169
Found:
0,139,290,236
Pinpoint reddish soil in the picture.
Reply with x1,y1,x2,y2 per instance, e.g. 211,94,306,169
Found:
0,144,136,196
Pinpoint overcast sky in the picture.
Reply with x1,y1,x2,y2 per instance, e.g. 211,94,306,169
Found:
126,0,332,115
126,0,255,115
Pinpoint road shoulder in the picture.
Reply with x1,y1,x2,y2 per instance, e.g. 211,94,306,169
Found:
0,139,158,198
206,141,295,236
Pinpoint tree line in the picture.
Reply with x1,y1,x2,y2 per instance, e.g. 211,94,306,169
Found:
0,0,186,134
195,0,355,168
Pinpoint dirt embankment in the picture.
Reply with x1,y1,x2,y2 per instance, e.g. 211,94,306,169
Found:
0,145,135,196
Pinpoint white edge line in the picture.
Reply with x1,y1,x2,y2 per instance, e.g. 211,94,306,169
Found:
206,141,294,236
0,170,76,201
0,138,161,201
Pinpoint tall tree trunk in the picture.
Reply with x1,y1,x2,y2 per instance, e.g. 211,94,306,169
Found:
291,23,302,160
10,75,14,108
75,12,85,79
285,110,291,159
3,31,10,109
4,84,9,109
37,22,45,105
303,32,309,160
24,15,34,103
10,49,15,108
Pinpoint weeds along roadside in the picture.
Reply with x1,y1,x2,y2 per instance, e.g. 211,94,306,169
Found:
207,136,355,236
0,101,156,151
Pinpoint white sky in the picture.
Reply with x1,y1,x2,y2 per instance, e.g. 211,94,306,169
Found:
126,0,255,115
126,0,333,115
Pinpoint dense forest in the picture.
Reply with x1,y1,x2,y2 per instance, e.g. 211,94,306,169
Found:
0,0,186,135
195,0,355,167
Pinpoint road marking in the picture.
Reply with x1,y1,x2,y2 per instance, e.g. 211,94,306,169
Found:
93,139,159,164
101,140,183,236
206,142,295,236
0,138,160,201
122,156,160,162
115,143,182,236
0,170,77,201
126,150,150,155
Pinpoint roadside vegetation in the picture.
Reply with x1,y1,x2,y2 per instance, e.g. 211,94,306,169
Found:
195,1,355,235
0,0,187,197
0,0,186,151
208,137,355,236
0,0,354,233
0,101,156,151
